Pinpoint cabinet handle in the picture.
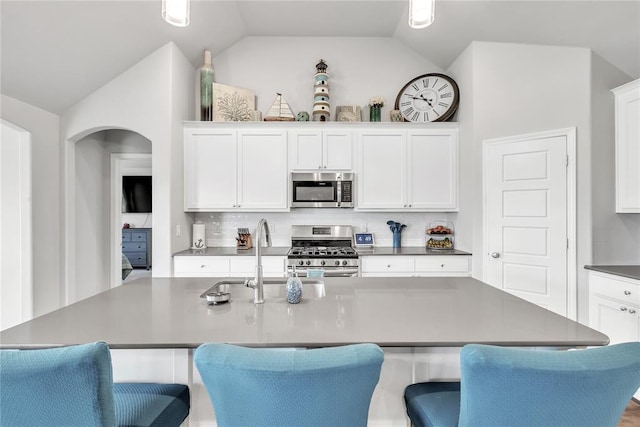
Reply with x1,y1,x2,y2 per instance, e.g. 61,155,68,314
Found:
201,265,206,269
408,204,412,208
387,265,391,268
441,264,444,268
629,309,637,314
319,166,322,169
624,290,631,295
620,306,628,312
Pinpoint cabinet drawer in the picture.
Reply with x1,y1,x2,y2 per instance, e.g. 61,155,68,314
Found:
123,242,146,252
122,233,131,242
131,232,147,242
125,252,147,266
590,272,640,306
230,257,285,274
361,256,414,273
415,256,470,273
174,257,229,274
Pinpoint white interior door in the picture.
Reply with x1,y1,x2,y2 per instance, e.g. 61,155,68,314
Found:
484,129,576,318
1,119,32,330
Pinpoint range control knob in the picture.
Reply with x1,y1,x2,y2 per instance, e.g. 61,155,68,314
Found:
306,260,311,266
298,260,304,266
342,260,348,266
320,260,326,266
335,260,340,266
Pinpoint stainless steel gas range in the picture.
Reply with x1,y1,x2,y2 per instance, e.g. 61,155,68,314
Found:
287,225,359,277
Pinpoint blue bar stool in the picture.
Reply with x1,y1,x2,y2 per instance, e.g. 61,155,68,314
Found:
0,342,190,426
404,342,640,427
195,342,384,427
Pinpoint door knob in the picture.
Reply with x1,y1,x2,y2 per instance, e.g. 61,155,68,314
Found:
491,252,501,258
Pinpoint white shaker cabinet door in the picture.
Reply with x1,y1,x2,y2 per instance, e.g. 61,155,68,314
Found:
407,129,458,210
289,130,324,170
356,130,406,209
238,130,288,210
613,79,640,213
323,130,353,170
289,129,352,171
184,129,237,210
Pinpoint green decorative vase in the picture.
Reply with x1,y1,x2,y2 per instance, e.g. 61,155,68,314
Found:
370,105,381,122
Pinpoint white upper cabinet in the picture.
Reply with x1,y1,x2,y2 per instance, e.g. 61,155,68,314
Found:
289,129,352,171
356,126,458,211
184,125,288,211
612,79,640,213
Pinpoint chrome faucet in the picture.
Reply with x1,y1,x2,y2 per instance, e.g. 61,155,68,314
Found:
245,218,271,304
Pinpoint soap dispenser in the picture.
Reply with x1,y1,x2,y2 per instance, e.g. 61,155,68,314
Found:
286,267,303,304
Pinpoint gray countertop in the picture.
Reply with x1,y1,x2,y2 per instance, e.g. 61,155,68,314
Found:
356,247,471,256
584,265,640,281
0,277,606,350
173,247,291,256
173,247,471,257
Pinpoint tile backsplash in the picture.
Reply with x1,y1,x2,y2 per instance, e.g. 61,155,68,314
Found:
193,210,457,247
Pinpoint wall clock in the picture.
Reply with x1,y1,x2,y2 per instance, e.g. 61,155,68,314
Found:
394,73,460,122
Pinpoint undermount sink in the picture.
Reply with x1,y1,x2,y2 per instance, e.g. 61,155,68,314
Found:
200,278,326,303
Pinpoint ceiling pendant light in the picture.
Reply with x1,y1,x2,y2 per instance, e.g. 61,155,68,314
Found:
409,0,435,29
162,0,190,27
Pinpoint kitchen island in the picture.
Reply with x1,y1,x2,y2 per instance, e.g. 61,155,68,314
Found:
0,277,608,426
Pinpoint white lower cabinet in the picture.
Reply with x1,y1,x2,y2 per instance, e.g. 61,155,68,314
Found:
588,270,640,399
174,256,287,278
361,255,471,277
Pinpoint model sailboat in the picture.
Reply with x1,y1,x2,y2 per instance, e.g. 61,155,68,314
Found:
264,93,295,121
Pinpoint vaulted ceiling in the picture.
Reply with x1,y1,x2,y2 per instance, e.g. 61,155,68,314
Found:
2,0,638,114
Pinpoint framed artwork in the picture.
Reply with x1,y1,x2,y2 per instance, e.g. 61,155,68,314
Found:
212,83,256,122
335,105,361,122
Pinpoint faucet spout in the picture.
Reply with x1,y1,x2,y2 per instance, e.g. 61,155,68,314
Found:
248,218,271,304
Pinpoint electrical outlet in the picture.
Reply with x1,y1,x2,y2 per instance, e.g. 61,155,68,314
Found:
176,224,181,237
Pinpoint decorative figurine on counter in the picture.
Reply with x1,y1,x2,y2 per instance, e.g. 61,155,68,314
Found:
296,111,310,121
387,220,407,248
313,59,330,122
264,93,296,121
286,268,303,304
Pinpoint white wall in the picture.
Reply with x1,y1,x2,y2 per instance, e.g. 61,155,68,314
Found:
590,54,640,263
75,133,110,300
61,42,193,303
212,37,443,121
0,95,61,316
194,211,459,248
0,119,32,330
446,41,594,322
446,43,475,263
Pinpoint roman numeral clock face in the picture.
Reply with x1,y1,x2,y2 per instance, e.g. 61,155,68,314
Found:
394,73,460,123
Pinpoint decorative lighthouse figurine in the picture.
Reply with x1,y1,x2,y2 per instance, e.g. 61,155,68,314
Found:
313,59,330,122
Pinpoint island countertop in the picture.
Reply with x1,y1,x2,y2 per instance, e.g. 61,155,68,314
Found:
0,277,607,350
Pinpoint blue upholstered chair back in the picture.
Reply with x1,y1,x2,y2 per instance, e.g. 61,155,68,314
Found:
194,343,384,427
458,342,640,427
0,342,116,426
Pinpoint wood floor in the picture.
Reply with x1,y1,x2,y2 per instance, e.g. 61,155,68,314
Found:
618,400,640,427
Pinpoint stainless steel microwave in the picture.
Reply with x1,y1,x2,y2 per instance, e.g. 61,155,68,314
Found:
290,172,354,208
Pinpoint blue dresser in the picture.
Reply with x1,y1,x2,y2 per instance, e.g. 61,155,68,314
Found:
122,228,152,269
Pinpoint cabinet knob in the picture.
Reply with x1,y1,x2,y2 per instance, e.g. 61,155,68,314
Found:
387,265,391,268
408,204,412,207
624,290,631,295
319,166,322,169
201,265,206,269
491,252,501,258
441,264,444,268
620,306,628,312
629,309,637,314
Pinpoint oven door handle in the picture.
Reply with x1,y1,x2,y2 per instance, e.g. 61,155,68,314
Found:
289,267,359,277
